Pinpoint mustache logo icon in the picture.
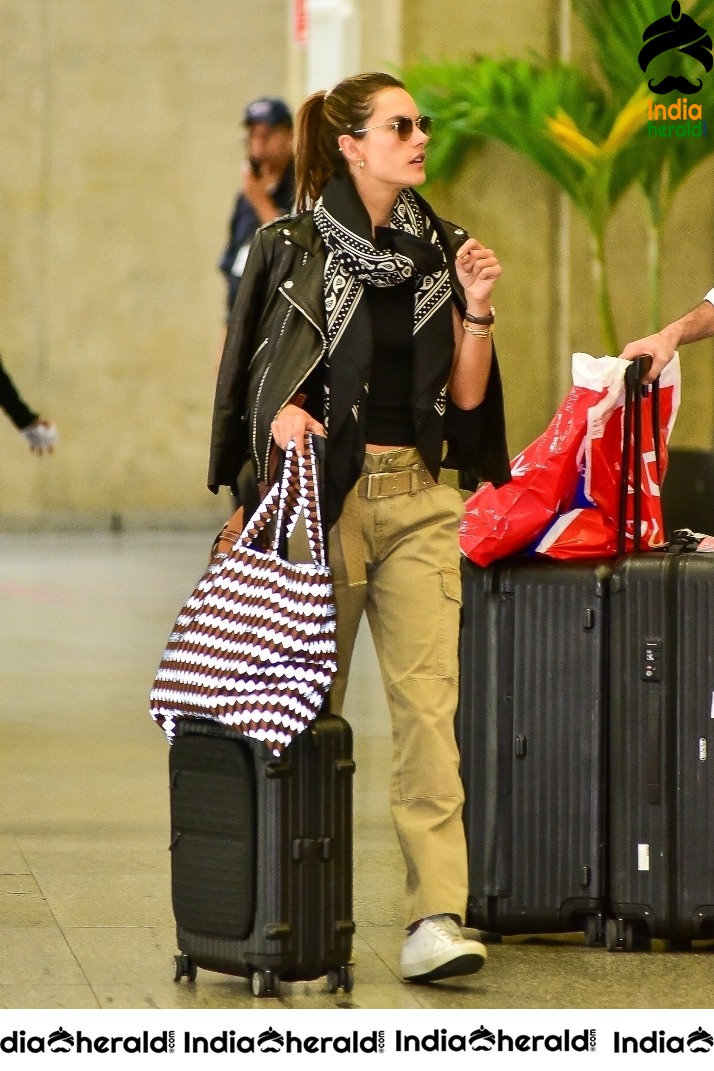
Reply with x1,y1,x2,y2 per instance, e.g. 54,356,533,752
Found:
648,74,704,93
639,0,713,95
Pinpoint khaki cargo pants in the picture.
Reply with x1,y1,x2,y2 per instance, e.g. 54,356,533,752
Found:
328,447,469,929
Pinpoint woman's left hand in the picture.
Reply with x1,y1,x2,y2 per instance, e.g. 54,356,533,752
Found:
270,404,325,455
455,238,501,305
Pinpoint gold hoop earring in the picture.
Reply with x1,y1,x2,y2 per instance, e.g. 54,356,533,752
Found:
358,159,365,169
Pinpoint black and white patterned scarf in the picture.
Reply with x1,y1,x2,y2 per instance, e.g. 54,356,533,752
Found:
313,173,455,523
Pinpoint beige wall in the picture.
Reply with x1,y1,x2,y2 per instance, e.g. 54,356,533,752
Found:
1,0,712,529
1,0,296,529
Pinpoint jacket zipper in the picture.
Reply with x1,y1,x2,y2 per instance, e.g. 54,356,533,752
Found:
252,365,271,479
248,337,269,369
257,289,328,482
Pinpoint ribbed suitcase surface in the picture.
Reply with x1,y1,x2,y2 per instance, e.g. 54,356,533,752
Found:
458,557,609,940
169,715,355,995
608,552,714,948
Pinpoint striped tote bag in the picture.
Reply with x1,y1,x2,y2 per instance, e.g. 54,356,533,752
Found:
149,436,336,755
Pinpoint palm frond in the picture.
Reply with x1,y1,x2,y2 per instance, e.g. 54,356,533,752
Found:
403,0,714,347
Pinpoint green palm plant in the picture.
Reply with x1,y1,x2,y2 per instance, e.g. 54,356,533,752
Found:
404,0,714,352
574,0,714,332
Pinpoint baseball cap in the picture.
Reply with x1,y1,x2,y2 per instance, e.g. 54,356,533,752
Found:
243,96,293,128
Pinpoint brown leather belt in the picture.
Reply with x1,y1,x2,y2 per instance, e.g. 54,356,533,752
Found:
356,464,435,499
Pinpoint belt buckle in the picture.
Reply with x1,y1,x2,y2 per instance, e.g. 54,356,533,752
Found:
364,470,409,498
363,472,378,499
365,471,390,499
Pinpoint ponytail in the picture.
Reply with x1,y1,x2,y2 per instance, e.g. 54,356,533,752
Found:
295,91,342,211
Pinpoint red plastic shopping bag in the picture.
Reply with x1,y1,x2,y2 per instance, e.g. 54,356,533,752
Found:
459,353,681,566
533,354,680,558
460,354,632,566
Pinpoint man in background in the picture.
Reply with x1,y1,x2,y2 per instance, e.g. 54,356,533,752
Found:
218,96,295,317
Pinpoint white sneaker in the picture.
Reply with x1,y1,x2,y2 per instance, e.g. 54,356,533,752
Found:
400,914,487,983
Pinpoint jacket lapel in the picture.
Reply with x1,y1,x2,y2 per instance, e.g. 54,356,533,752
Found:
274,216,328,337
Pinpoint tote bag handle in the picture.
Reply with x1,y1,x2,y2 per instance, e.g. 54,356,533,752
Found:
239,436,328,568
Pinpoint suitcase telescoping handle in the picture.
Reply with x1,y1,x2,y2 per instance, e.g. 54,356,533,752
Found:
618,355,661,555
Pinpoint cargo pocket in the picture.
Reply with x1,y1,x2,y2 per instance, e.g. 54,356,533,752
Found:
437,567,462,679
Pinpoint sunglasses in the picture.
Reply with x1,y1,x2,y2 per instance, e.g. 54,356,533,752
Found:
351,115,433,140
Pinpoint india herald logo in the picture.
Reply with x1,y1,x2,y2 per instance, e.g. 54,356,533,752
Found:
639,1,713,94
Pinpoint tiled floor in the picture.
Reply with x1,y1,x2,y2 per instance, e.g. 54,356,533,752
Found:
1,531,712,1012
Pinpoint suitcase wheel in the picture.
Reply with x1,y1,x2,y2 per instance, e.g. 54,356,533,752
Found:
250,968,280,998
583,914,605,947
326,964,354,994
173,953,197,982
605,917,651,953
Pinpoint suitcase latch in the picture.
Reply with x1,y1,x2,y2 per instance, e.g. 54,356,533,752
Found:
292,837,332,862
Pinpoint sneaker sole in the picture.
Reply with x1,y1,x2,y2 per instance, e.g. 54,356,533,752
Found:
403,951,486,984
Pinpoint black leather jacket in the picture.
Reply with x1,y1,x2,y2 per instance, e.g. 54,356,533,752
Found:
0,357,38,430
208,209,510,513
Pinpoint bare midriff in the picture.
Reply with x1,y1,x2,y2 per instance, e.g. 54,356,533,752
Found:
366,443,411,453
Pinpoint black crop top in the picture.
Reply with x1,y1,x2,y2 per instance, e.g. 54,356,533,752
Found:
364,279,416,446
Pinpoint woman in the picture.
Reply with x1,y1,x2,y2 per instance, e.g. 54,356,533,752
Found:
209,72,510,984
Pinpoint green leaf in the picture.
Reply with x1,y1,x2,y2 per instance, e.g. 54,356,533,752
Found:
402,0,714,349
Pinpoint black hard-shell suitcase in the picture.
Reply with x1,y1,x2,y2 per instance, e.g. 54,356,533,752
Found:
607,550,714,950
457,555,609,942
455,358,655,943
605,357,714,950
169,713,355,996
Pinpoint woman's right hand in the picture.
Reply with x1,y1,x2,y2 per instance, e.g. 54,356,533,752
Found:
270,404,325,454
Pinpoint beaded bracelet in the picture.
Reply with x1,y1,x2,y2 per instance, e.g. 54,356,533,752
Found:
463,320,492,337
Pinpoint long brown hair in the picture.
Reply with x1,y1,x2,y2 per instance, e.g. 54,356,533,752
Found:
294,72,405,211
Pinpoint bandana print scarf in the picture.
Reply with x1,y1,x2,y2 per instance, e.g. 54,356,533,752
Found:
312,173,454,522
